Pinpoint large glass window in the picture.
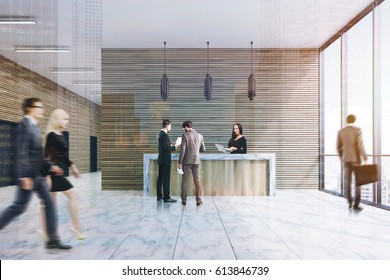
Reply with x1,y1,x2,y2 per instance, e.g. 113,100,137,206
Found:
379,0,390,206
344,12,374,203
322,39,341,192
321,3,390,209
344,13,373,154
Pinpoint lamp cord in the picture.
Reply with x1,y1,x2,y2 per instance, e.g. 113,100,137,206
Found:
207,41,209,74
250,41,253,74
164,41,166,74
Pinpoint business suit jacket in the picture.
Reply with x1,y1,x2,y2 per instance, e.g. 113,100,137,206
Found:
178,129,205,165
0,116,58,239
15,117,51,179
337,124,367,164
157,130,175,165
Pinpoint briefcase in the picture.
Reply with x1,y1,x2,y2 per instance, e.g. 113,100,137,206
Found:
354,164,379,186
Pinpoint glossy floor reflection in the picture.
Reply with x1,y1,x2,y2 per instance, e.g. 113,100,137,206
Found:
1,172,390,260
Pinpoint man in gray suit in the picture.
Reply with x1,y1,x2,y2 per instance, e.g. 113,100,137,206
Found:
0,97,72,249
177,121,205,206
337,114,367,211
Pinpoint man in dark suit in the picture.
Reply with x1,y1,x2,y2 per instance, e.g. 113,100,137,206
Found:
156,119,178,203
177,121,205,206
337,114,367,211
0,97,72,249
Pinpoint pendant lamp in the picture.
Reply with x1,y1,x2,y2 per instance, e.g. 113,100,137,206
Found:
204,41,212,101
248,41,256,101
160,41,169,101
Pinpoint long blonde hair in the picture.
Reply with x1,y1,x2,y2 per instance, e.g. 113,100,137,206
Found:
44,108,69,146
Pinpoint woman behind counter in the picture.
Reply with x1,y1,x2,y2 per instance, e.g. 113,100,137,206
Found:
227,123,247,154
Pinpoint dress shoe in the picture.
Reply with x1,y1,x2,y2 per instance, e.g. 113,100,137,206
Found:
70,226,86,240
164,198,177,203
353,206,363,211
46,240,72,250
196,200,203,206
157,197,163,202
181,201,186,206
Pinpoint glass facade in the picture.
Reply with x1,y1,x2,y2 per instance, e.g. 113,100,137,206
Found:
320,1,390,209
321,38,341,192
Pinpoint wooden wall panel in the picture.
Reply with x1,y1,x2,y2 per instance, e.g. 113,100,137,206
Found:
102,48,319,190
0,54,100,175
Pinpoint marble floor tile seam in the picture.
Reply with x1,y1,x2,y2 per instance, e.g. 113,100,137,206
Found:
242,197,364,257
210,196,239,260
243,207,303,259
320,231,384,260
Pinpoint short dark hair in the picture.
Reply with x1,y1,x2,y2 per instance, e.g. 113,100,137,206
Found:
162,119,171,128
346,114,356,124
182,120,192,129
22,97,42,114
231,123,243,139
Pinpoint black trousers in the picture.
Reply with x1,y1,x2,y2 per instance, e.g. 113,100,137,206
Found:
156,162,171,200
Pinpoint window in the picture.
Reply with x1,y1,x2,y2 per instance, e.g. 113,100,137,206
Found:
379,0,390,206
321,38,341,192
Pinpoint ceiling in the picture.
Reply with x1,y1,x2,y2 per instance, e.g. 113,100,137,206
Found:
0,0,375,105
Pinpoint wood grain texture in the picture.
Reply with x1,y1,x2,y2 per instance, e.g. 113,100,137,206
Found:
0,54,100,174
102,48,319,190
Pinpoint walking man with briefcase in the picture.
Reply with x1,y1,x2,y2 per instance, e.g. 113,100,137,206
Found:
337,114,367,211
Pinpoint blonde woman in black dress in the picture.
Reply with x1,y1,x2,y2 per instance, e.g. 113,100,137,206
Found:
39,109,85,240
227,123,247,154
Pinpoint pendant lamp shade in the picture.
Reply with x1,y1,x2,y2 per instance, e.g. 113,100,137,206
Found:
161,73,169,101
204,73,212,101
248,73,256,101
248,41,256,101
204,41,212,101
160,41,169,101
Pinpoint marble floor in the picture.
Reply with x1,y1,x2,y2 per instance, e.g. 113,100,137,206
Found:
1,171,390,260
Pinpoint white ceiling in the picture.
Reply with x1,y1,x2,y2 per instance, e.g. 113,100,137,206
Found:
0,0,375,105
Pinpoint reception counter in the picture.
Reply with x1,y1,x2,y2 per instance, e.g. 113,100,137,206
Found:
144,153,275,196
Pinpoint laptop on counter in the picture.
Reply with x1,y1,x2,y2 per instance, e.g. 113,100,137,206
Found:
215,143,231,154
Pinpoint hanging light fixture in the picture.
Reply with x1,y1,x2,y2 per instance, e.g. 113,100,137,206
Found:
248,41,256,101
160,41,169,101
204,41,212,101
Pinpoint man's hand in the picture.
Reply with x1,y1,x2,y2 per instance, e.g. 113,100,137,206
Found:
21,178,33,190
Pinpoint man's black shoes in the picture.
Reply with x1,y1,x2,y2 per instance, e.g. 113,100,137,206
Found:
164,198,177,203
46,240,72,250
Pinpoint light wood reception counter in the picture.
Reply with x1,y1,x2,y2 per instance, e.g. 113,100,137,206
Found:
143,153,275,196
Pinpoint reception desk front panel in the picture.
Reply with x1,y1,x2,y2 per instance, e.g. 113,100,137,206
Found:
144,153,275,196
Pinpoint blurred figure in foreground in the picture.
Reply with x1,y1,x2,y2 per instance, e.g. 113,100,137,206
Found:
0,98,72,249
39,109,85,240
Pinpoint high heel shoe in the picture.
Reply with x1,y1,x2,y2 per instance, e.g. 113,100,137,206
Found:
70,226,86,240
37,229,49,242
196,200,203,206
